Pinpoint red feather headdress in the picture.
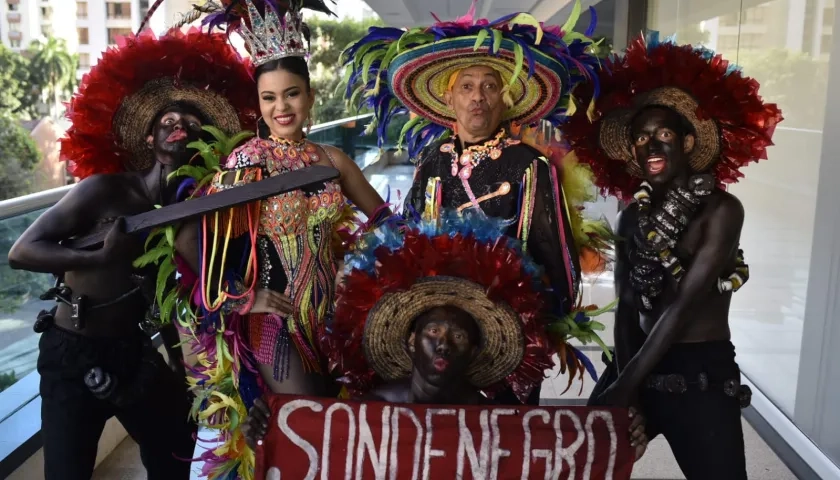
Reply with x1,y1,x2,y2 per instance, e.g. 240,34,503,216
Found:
61,27,259,179
562,32,784,201
322,212,603,403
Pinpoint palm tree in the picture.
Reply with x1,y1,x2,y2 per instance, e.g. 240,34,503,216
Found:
28,37,77,118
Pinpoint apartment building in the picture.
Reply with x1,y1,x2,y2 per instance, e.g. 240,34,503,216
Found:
1,0,77,52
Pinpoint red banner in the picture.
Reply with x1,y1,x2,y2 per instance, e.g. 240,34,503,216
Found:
256,395,634,480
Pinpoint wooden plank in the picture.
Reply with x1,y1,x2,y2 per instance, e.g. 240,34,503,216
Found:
64,165,340,249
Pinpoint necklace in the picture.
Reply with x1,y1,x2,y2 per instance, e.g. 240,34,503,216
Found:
267,136,320,170
440,129,520,180
629,175,750,310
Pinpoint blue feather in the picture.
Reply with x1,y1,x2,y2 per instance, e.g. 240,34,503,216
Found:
585,6,597,37
571,345,599,381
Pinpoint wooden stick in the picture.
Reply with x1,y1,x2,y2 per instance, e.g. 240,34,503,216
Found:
64,165,340,249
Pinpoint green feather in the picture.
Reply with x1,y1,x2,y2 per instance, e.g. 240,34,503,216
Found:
506,13,543,45
473,29,490,51
511,42,525,87
492,29,503,53
561,0,583,36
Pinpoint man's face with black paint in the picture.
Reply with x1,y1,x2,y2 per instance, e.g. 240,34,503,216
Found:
146,106,205,166
407,306,479,387
630,107,695,187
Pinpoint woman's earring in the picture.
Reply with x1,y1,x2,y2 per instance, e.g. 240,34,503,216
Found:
306,113,313,136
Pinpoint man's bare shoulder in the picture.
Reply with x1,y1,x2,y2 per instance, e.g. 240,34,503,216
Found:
705,189,745,227
616,202,639,237
66,173,139,204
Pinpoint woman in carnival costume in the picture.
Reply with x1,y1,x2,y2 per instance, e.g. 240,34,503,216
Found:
561,33,782,477
8,25,258,479
340,0,615,405
162,1,387,478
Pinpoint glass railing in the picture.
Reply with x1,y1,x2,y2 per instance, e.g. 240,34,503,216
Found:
0,208,55,394
0,112,401,467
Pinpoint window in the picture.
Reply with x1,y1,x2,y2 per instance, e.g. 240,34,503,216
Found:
821,34,832,54
8,3,19,12
77,1,88,19
106,2,132,20
719,13,739,27
78,53,90,68
78,27,89,44
107,27,132,44
717,35,739,52
41,25,52,37
742,5,767,24
8,22,20,32
40,6,52,19
10,38,20,48
739,33,764,50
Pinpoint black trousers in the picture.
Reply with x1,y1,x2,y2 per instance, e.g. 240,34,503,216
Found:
37,325,196,480
641,341,747,480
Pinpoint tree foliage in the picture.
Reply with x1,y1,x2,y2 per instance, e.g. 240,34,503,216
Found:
0,115,42,201
28,37,78,118
306,16,384,124
0,45,32,116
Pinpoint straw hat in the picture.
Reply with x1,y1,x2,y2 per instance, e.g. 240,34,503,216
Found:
341,1,601,160
363,277,525,389
61,27,259,179
324,212,557,401
561,32,783,200
597,87,721,178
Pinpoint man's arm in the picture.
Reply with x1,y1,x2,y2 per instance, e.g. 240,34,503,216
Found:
528,159,581,315
613,207,646,372
613,195,745,396
8,175,111,274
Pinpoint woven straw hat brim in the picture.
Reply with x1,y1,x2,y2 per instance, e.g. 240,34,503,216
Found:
389,37,569,128
598,86,721,177
112,77,243,172
363,277,525,389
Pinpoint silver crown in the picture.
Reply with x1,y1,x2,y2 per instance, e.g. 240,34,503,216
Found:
238,0,308,66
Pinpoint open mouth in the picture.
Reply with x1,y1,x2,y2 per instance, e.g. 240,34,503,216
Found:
274,114,295,126
166,130,187,143
432,358,449,372
646,156,666,175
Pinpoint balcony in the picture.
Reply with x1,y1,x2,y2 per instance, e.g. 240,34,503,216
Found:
6,11,21,22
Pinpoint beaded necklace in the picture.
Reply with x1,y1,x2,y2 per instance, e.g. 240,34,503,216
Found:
629,175,750,311
267,135,320,171
439,128,520,212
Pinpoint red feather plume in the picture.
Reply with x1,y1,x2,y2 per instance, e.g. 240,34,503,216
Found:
61,27,259,179
563,34,784,201
321,229,555,403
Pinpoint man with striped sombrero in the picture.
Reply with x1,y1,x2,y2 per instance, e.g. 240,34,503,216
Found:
561,33,783,478
341,0,606,406
8,28,259,480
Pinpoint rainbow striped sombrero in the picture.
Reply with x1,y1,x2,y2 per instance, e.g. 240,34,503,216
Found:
342,0,601,159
